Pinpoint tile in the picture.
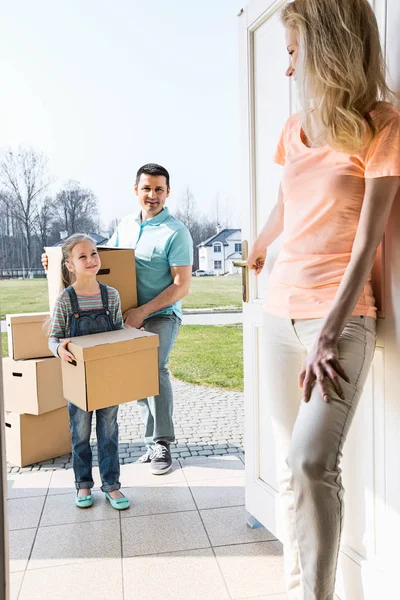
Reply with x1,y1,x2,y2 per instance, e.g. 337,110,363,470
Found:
200,506,276,547
190,476,245,510
180,456,244,483
121,483,196,518
120,460,185,487
122,510,210,557
8,496,45,531
9,572,24,600
40,490,119,527
7,470,52,499
215,541,285,599
19,558,123,600
9,528,36,572
48,466,101,495
123,548,230,600
28,519,121,569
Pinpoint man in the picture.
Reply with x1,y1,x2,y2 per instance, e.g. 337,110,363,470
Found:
108,163,193,474
43,163,193,475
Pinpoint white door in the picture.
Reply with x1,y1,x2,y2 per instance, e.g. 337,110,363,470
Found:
239,1,400,598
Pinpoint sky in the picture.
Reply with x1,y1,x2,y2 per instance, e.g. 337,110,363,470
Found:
0,0,244,232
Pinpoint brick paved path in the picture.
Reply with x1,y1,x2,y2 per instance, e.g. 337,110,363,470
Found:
7,379,244,473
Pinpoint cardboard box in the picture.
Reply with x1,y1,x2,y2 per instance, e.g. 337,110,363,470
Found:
5,407,71,468
2,357,66,415
7,312,52,360
62,328,159,411
45,246,137,315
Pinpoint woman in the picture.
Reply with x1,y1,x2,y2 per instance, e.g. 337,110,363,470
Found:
247,1,400,599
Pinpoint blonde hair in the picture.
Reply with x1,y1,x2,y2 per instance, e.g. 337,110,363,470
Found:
61,233,97,288
282,0,393,153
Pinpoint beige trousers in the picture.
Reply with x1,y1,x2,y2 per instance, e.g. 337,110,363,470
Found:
262,314,376,600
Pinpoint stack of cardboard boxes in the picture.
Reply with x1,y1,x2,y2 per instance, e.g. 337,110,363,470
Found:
3,246,160,468
3,313,71,467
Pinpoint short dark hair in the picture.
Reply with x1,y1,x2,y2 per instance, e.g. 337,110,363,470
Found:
136,163,170,188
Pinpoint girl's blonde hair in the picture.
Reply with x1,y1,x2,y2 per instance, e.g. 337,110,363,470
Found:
61,233,97,288
281,0,393,153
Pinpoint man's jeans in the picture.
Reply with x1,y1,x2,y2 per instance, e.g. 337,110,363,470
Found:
68,402,120,493
137,313,181,448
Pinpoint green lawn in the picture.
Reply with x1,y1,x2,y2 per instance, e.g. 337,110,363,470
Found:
185,275,241,310
0,279,49,319
0,275,242,319
1,326,244,390
169,325,243,390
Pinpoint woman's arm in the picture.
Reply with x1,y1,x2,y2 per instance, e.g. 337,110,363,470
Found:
301,176,400,402
247,186,284,274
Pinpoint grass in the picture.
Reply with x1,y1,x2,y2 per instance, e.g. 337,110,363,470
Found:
184,275,242,310
0,277,244,390
1,326,244,390
0,279,49,319
169,325,243,390
0,275,242,319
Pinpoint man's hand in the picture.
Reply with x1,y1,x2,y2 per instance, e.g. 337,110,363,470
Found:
247,245,267,276
41,252,48,271
123,307,147,329
58,339,75,363
299,337,350,403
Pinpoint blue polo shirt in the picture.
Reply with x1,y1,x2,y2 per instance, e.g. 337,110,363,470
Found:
107,208,193,320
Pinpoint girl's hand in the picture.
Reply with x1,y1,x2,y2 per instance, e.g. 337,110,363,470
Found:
124,307,146,329
247,245,267,276
299,337,350,403
58,339,75,363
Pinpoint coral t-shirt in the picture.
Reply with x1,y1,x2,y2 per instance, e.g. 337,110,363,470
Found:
264,103,400,319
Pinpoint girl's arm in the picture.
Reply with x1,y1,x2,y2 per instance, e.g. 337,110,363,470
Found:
112,291,124,330
301,176,400,402
48,294,72,359
247,185,284,274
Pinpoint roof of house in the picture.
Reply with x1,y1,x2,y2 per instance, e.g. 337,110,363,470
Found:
226,251,242,260
197,228,241,248
51,233,109,247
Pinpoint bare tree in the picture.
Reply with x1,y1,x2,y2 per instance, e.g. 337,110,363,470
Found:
34,196,56,250
108,218,120,238
53,180,99,236
174,187,198,230
0,148,50,269
173,187,220,270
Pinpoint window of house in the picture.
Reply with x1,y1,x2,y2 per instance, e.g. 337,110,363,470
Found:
235,243,242,253
214,260,222,269
214,243,222,253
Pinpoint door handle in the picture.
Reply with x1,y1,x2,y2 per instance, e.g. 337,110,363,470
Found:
233,240,249,303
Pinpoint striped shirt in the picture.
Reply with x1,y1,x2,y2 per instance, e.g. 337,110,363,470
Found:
49,285,124,357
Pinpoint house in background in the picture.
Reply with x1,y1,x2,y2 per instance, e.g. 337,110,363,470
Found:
197,229,242,275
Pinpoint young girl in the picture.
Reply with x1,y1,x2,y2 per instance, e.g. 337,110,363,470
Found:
49,233,130,510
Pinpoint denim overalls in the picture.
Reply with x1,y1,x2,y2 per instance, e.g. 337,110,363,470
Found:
66,283,121,493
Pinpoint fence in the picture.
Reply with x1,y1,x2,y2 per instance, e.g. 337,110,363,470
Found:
0,268,46,280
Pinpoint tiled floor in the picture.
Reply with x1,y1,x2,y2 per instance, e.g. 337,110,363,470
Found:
7,455,287,600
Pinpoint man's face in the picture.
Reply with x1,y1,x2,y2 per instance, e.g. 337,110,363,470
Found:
134,174,170,220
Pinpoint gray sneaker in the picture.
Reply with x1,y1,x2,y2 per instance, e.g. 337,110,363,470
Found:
136,449,153,464
150,441,172,475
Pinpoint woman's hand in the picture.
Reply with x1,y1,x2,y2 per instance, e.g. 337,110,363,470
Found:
299,337,350,403
247,245,267,276
58,339,75,363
